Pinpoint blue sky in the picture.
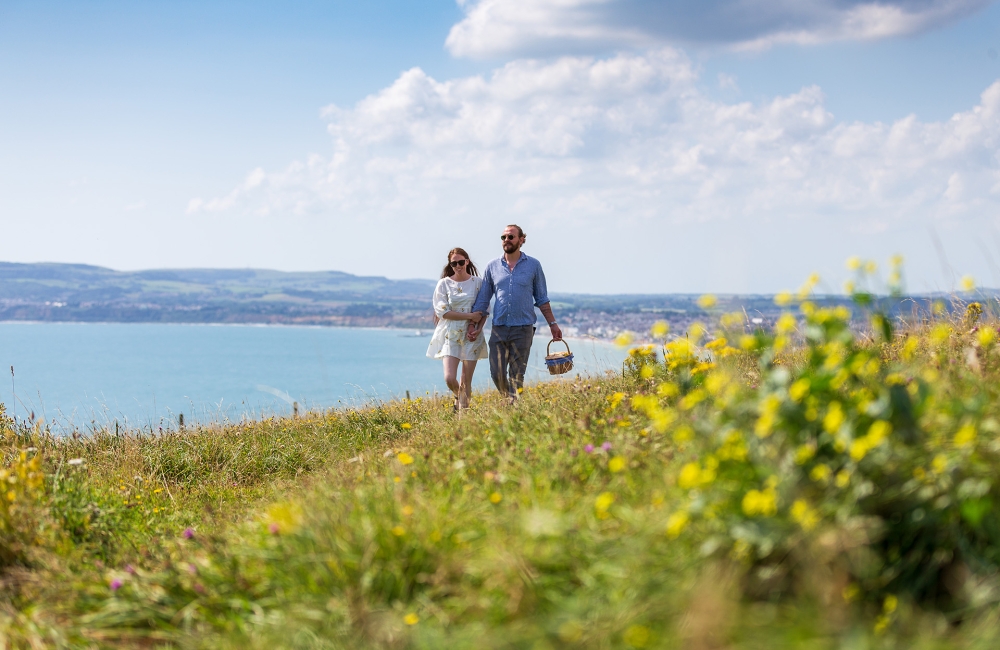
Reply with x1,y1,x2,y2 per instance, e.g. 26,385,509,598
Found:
3,0,1000,294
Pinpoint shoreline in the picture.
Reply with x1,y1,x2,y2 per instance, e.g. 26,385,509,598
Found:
0,319,622,343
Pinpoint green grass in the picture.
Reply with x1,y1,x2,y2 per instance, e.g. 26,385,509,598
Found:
6,299,1000,648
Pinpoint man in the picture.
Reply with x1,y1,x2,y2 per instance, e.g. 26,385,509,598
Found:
468,224,562,403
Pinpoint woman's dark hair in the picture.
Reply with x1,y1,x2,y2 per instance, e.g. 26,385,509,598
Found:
441,247,478,279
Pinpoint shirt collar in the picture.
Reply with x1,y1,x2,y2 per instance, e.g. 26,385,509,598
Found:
501,252,529,269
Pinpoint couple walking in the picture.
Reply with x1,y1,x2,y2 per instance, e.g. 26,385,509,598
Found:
425,224,563,408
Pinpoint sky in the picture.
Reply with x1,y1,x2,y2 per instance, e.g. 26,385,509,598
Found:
3,0,1000,294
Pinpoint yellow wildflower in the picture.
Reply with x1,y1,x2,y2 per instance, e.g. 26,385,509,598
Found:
846,256,861,271
794,444,816,465
391,525,405,536
397,452,414,465
401,423,412,430
679,388,707,411
789,379,810,402
404,613,419,625
774,291,793,306
954,423,976,448
790,499,820,531
608,456,627,473
835,470,851,488
823,403,844,434
961,275,976,292
614,332,635,347
868,421,891,444
678,463,703,490
775,313,797,335
930,324,951,345
666,511,689,539
657,382,679,398
850,438,871,462
650,321,669,338
672,425,694,443
489,492,502,504
755,394,782,438
697,294,717,309
741,488,777,517
623,625,651,648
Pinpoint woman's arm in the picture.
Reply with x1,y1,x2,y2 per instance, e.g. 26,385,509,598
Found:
441,310,481,321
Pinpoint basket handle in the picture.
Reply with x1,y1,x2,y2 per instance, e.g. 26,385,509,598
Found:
546,339,571,356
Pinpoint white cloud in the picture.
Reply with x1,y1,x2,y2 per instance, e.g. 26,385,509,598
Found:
444,0,992,57
188,49,1000,292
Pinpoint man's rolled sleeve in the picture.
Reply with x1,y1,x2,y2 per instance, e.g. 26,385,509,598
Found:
532,264,549,308
472,271,494,315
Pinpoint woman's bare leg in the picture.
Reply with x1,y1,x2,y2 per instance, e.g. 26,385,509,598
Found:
443,357,461,404
459,360,478,408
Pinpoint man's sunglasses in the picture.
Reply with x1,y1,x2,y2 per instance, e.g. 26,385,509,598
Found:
500,234,518,241
449,259,468,268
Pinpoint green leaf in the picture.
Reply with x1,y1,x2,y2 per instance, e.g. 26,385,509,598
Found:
961,498,992,528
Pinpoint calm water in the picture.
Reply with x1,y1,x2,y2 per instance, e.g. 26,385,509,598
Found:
0,323,626,431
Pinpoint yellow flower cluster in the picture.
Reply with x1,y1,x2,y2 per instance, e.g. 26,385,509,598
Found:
677,458,717,490
790,499,819,531
848,420,891,461
741,487,777,517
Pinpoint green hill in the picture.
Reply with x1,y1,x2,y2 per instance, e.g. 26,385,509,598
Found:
3,293,1000,647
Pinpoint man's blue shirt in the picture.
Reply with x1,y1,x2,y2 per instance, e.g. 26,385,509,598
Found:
472,253,550,326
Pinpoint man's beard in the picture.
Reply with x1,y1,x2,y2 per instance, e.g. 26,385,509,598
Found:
503,242,519,253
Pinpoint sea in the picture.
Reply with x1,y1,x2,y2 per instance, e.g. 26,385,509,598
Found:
0,322,627,432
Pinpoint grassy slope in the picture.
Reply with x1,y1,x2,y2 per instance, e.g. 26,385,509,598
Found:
4,329,1000,648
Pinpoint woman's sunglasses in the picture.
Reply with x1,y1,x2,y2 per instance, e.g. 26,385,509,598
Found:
500,234,518,241
449,259,468,268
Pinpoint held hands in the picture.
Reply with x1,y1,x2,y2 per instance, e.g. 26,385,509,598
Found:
466,322,480,341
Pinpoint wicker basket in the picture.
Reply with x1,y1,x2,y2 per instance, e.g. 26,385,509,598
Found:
544,339,574,375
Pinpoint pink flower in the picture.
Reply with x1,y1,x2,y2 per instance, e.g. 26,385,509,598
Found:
182,528,195,539
110,579,123,591
125,564,135,574
601,442,612,452
269,523,280,535
584,444,594,453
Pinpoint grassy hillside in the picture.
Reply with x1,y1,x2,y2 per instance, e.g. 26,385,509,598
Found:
4,273,1000,647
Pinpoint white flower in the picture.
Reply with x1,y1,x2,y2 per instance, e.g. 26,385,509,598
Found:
68,458,84,466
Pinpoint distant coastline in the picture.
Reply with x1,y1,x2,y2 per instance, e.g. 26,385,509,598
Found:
2,260,957,341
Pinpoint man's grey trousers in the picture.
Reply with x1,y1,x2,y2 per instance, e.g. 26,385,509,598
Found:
488,325,535,399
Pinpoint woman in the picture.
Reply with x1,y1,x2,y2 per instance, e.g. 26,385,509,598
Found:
426,248,486,409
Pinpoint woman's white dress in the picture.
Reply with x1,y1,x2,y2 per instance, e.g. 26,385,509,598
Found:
426,276,488,361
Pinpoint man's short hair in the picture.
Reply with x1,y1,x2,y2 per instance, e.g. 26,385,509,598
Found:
506,224,525,238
